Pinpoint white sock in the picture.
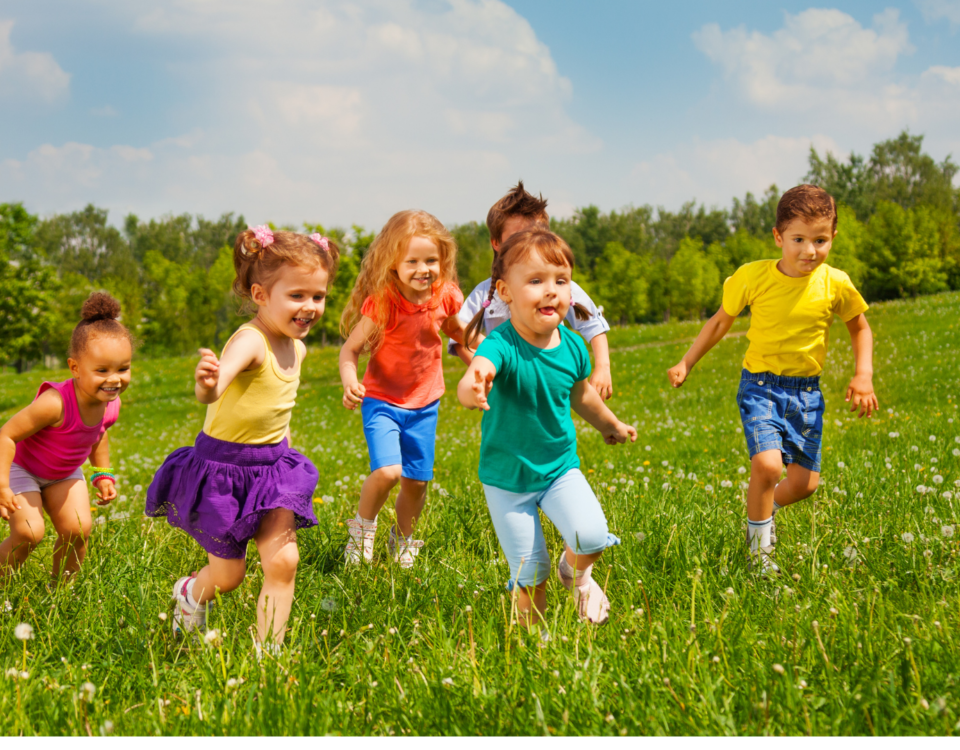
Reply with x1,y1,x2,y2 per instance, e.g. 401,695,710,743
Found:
356,512,377,529
558,555,590,583
185,577,200,609
772,499,784,515
390,525,412,543
747,518,773,551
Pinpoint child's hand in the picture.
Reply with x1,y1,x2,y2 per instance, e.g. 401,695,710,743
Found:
471,369,494,411
667,360,689,388
603,421,637,446
343,382,366,410
93,478,116,505
846,373,878,418
590,365,613,401
0,486,21,519
195,348,220,391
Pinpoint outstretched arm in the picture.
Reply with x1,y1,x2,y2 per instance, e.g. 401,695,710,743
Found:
667,307,737,387
0,389,64,519
339,317,376,410
458,356,497,411
195,329,264,404
570,379,637,445
844,313,878,418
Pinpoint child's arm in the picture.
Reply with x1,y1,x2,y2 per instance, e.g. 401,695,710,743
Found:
0,389,64,519
87,432,117,506
844,313,878,418
587,333,613,401
339,317,376,410
457,356,497,411
195,329,264,404
570,379,637,445
442,315,484,352
667,308,737,387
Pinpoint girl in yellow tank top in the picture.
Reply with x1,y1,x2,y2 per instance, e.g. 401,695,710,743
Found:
146,226,339,656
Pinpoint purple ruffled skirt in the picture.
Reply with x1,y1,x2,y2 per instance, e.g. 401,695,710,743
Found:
145,432,319,559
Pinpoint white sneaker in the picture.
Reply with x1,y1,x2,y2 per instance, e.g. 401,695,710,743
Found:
388,526,423,569
172,575,208,635
770,513,778,546
748,545,780,577
345,518,377,564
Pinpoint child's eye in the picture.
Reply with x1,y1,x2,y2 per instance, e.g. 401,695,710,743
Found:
291,294,303,299
314,294,326,302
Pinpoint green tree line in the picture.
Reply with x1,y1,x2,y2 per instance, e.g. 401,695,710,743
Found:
1,131,957,370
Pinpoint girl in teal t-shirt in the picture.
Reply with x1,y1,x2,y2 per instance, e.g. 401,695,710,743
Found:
458,228,636,628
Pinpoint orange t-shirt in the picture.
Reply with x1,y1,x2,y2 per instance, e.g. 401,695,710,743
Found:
361,281,463,409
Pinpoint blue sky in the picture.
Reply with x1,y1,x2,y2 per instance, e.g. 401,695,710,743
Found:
1,0,958,230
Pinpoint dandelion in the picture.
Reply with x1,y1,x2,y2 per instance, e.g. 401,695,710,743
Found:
720,480,733,488
203,629,221,646
929,435,937,442
5,668,18,679
888,432,899,438
159,613,167,622
705,484,714,493
661,460,669,467
2,601,10,613
843,546,858,561
80,682,96,702
100,721,115,736
725,587,735,596
320,598,337,612
837,461,846,469
606,462,614,470
799,680,808,689
953,449,960,457
226,678,238,688
737,466,746,475
902,532,915,544
712,656,720,664
13,623,33,640
133,484,143,493
925,506,935,514
772,664,785,675
942,525,955,539
933,475,944,485
635,532,646,542
661,483,671,491
441,677,454,686
916,485,928,495
740,481,749,490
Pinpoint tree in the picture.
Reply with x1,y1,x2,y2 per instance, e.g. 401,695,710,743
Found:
590,242,648,325
731,186,779,236
0,252,61,371
828,204,867,290
667,238,720,320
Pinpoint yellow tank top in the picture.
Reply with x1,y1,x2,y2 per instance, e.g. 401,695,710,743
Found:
202,324,305,444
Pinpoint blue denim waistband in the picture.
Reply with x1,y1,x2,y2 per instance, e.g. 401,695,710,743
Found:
740,369,821,389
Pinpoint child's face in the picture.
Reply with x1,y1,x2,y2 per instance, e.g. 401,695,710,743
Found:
68,337,132,404
492,216,538,252
773,216,836,277
394,235,440,297
253,263,329,340
496,250,572,339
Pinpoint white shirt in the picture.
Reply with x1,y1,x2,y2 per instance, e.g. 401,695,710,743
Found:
448,277,610,355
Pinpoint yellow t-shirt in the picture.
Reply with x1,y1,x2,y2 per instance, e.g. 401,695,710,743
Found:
202,324,306,444
722,261,868,377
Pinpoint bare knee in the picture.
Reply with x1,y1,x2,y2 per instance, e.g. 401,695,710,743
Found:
57,517,92,543
11,517,46,547
795,475,819,500
403,478,428,497
371,465,402,486
751,459,783,487
263,544,300,583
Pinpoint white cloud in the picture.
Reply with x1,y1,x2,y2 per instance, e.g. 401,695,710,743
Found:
916,0,960,26
629,134,844,209
923,65,960,85
3,0,596,226
0,19,70,103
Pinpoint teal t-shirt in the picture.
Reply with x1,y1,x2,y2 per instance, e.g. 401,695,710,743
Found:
475,321,592,492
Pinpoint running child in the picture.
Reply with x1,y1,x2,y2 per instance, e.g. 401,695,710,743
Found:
667,184,878,575
146,227,337,651
339,210,468,568
0,293,131,580
458,228,636,627
451,182,615,400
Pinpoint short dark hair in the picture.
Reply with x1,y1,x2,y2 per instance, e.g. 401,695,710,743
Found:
776,184,838,233
486,181,549,244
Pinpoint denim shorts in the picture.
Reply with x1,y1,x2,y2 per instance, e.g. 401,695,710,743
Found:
482,468,620,590
736,370,824,472
361,397,440,482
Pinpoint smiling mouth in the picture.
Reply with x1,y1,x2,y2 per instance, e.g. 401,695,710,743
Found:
100,386,120,394
413,276,431,283
539,306,556,316
293,317,313,328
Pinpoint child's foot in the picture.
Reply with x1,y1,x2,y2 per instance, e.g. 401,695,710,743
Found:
254,640,282,662
172,575,208,635
388,526,423,569
769,514,778,546
748,545,780,577
345,517,377,564
557,562,610,624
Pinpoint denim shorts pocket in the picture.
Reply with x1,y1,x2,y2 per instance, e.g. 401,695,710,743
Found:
799,388,823,436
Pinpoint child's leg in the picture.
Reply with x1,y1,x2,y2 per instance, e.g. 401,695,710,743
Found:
357,465,402,521
253,508,299,645
394,477,427,536
42,480,92,578
516,582,548,626
0,491,45,572
191,555,247,605
747,449,783,523
773,463,820,508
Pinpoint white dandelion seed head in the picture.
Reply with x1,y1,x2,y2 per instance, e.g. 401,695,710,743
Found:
737,466,746,475
888,432,899,438
901,532,915,544
320,598,337,612
943,491,954,500
441,677,454,686
705,484,714,493
661,460,669,467
226,678,238,688
80,682,96,702
772,664,785,675
133,484,143,493
911,445,919,452
721,480,733,488
203,629,221,646
158,612,167,621
740,481,749,490
953,449,960,457
13,623,33,640
932,475,944,485
843,546,858,560
661,483,671,491
942,525,955,539
925,506,935,514
929,435,937,442
837,462,846,469
606,462,614,470
645,445,651,451
917,486,928,495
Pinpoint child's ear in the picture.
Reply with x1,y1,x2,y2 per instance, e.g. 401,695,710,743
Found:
250,283,267,306
772,227,783,248
495,278,511,304
67,357,80,378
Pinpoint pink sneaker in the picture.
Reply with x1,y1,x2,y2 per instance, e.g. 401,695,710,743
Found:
345,518,377,564
557,562,610,625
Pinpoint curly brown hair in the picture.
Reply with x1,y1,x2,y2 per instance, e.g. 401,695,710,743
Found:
68,292,133,359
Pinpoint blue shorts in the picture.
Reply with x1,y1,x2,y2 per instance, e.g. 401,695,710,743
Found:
737,370,824,472
482,468,620,590
361,397,440,482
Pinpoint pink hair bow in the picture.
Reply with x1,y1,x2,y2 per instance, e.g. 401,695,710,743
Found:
310,233,330,251
251,225,275,248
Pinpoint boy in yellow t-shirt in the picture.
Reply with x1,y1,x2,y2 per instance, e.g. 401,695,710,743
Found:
667,184,879,575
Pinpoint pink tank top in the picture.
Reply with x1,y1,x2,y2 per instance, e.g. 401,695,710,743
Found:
13,379,120,480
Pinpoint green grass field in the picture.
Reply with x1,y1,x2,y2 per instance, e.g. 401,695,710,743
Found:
1,292,958,736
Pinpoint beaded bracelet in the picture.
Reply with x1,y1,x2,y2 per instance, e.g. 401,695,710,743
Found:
90,466,117,486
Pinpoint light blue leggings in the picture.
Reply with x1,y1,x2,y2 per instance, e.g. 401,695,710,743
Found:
482,468,620,590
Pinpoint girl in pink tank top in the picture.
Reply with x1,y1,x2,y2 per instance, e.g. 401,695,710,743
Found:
0,293,132,580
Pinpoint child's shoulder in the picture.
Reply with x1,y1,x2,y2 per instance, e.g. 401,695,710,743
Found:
732,259,777,279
